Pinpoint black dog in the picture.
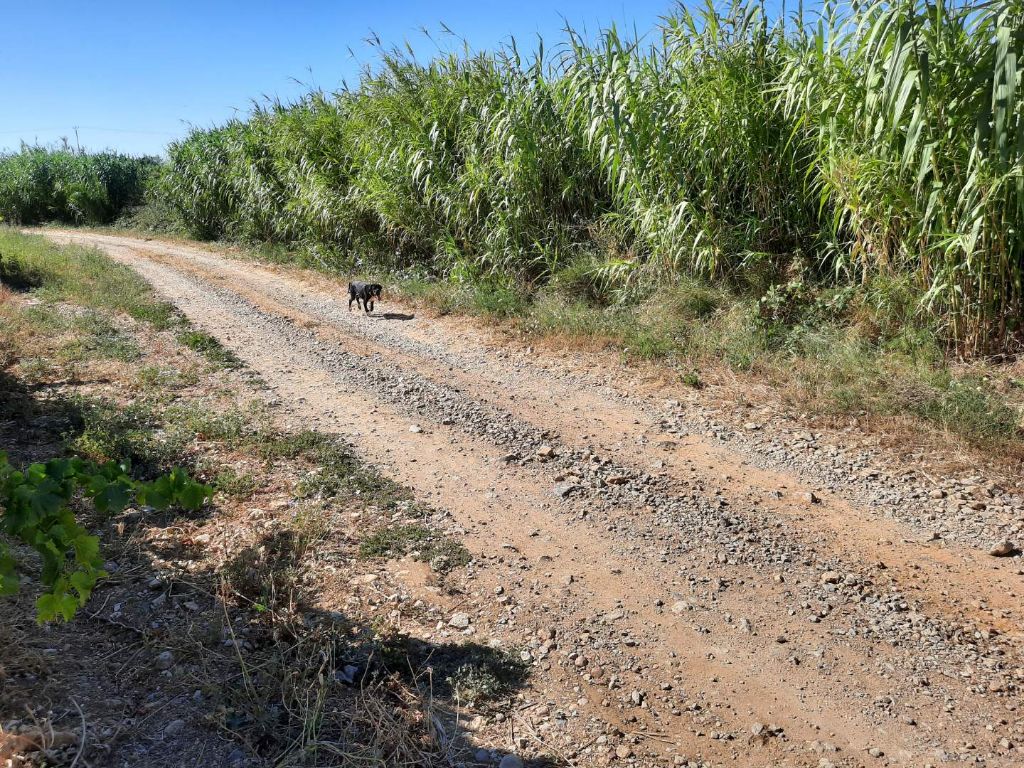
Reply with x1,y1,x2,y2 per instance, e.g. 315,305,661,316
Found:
348,281,383,314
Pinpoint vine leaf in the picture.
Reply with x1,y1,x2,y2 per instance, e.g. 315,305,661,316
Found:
1,451,212,622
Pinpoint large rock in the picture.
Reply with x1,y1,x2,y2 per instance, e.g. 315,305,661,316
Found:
552,481,576,498
989,540,1016,557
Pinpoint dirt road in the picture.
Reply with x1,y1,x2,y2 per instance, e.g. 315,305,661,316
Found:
41,230,1023,767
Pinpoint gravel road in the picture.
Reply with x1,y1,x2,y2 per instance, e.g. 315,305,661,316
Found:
41,230,1024,767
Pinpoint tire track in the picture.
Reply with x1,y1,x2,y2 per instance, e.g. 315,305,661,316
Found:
40,230,1024,767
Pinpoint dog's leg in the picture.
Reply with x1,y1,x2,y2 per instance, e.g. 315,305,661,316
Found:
365,299,373,314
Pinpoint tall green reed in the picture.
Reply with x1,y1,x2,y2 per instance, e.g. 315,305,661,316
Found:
0,146,158,225
157,0,1023,353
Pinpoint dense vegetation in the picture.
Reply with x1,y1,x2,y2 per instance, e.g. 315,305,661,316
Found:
1,2,1021,357
0,145,158,225
155,0,1024,354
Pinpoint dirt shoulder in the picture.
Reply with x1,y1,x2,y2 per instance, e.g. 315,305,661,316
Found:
0,232,525,767
23,230,1024,766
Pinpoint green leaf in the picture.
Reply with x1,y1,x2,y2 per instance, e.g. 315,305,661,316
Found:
0,572,19,597
0,546,19,596
73,534,102,567
70,569,103,604
57,593,79,621
94,479,133,515
176,480,212,511
138,475,173,510
36,593,62,623
1,452,203,622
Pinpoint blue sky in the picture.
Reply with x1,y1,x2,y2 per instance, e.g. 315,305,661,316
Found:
3,1,803,157
1,0,690,157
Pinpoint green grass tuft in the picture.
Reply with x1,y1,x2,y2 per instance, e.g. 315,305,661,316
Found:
177,329,241,368
359,524,471,574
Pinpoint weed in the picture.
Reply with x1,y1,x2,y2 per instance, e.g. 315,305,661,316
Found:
469,282,529,319
393,278,465,316
177,329,241,368
252,429,407,505
68,397,190,477
210,624,448,766
549,258,616,306
0,231,178,330
223,514,326,612
422,536,472,574
621,326,675,361
57,312,141,362
113,197,186,235
168,403,248,442
0,146,157,225
359,524,470,574
0,251,43,291
155,1,1024,354
215,468,261,500
444,647,529,708
681,370,703,389
135,364,199,390
358,524,430,559
380,634,529,709
15,356,70,384
909,374,1020,442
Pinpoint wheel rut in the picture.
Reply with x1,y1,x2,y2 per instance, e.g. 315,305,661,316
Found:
39,230,1024,767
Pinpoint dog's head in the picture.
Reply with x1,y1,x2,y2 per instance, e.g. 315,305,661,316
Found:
369,284,383,299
